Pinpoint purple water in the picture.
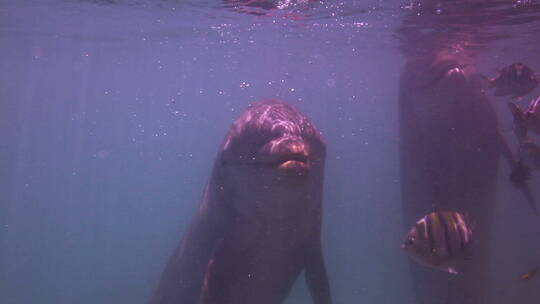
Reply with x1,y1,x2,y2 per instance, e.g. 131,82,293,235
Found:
1,0,539,303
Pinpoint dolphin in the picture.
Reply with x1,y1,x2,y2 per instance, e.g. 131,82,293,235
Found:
222,0,316,16
150,100,331,304
398,56,503,304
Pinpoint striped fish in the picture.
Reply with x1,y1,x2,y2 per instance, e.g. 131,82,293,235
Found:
489,63,538,99
508,97,540,142
401,211,472,274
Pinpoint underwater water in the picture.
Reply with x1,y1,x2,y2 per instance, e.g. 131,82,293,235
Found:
1,0,539,303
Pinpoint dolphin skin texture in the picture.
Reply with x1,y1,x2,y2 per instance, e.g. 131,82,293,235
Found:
151,100,331,304
399,57,501,304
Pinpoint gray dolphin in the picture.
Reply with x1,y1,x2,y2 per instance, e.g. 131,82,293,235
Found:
150,100,331,304
399,57,505,304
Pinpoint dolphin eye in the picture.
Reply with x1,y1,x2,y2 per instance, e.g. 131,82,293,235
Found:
406,238,414,246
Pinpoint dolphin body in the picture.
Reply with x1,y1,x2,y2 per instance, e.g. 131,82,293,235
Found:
151,100,331,304
399,57,502,304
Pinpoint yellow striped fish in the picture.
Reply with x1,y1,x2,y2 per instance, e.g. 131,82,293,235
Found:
401,211,472,274
489,63,538,99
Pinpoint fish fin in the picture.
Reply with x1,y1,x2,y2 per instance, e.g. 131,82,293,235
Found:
520,182,539,216
461,212,474,233
508,102,525,120
508,102,528,142
526,96,540,113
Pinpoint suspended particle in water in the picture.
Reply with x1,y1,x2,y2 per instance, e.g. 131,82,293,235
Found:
327,78,337,87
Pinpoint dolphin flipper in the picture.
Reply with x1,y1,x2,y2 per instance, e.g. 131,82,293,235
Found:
150,215,222,303
151,166,233,304
304,239,332,304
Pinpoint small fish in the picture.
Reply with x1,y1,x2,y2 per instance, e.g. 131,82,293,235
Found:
509,97,540,142
519,265,539,281
401,211,472,275
488,63,538,98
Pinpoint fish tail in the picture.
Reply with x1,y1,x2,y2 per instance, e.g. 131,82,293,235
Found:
520,183,539,216
508,102,528,142
508,102,524,119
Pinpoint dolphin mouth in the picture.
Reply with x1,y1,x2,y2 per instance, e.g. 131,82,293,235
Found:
233,154,309,170
279,153,308,164
276,154,309,172
279,160,308,169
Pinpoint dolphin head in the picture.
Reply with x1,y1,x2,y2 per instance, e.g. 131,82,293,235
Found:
217,100,326,220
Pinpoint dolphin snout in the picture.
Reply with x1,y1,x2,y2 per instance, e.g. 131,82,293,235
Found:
273,138,309,160
261,137,310,175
